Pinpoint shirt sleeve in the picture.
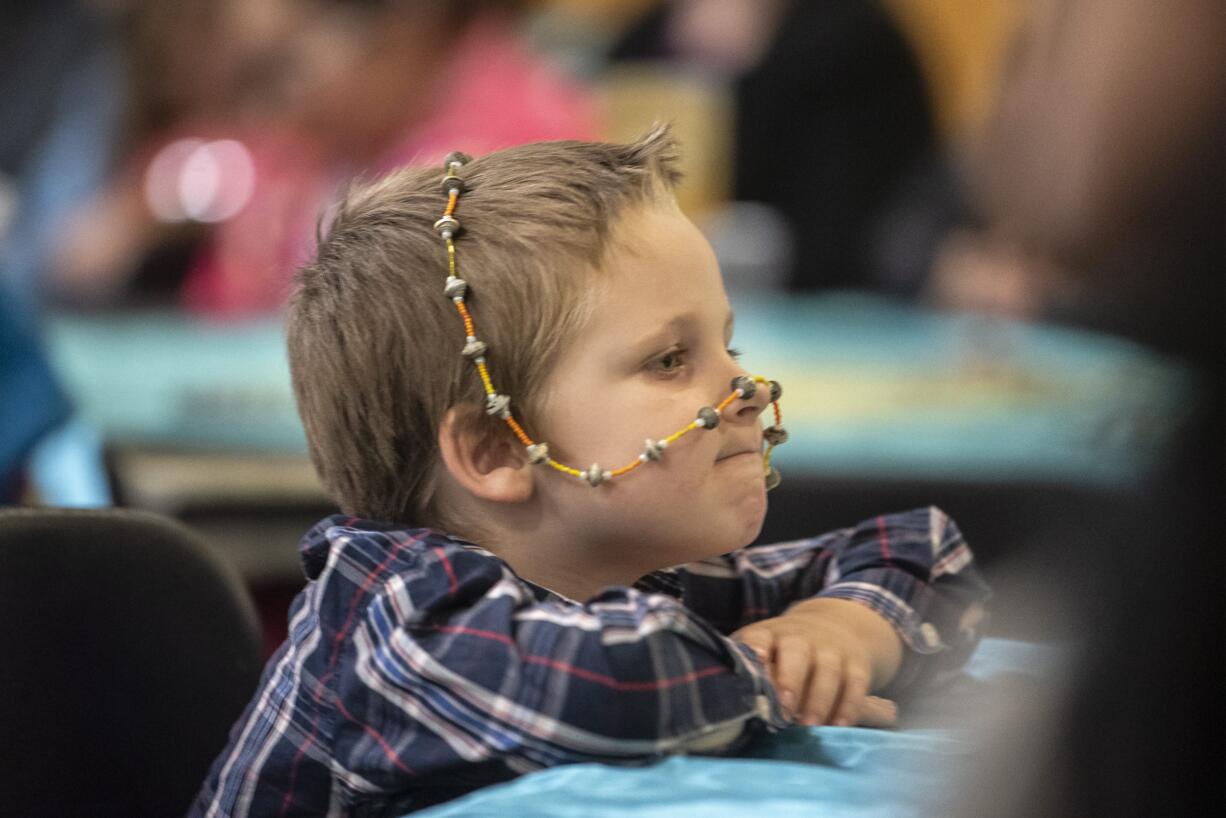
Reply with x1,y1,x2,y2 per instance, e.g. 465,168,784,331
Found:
327,541,788,802
668,506,992,694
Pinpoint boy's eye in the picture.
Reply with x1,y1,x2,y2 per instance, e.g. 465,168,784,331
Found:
647,346,743,376
650,349,686,374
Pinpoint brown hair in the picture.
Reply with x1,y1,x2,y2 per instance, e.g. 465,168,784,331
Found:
287,127,681,524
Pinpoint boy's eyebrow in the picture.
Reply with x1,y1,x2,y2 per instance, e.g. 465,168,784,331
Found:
628,310,736,352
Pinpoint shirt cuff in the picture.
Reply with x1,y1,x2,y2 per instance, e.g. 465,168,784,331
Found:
730,639,791,731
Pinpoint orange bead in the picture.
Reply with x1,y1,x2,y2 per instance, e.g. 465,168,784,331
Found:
504,416,534,446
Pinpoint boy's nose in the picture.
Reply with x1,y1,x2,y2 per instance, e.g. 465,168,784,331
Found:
724,374,770,423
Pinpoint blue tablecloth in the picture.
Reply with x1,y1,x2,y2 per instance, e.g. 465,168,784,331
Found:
410,639,1057,818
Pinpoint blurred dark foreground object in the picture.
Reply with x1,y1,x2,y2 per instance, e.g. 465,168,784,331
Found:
0,506,263,817
962,0,1224,814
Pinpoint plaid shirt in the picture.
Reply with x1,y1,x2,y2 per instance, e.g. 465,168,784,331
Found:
191,507,989,817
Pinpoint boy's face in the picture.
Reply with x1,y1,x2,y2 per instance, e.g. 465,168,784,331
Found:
532,201,770,572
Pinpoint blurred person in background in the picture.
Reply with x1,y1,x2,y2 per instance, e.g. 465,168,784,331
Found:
975,0,1222,371
0,1,114,503
0,291,71,503
47,0,597,315
609,0,937,293
0,1,125,309
948,0,1223,815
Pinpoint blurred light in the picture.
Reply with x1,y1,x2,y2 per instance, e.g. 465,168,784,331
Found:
144,138,204,222
180,139,255,223
144,138,256,224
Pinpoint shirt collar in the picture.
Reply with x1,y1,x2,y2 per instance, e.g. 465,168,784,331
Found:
298,514,443,580
634,568,685,600
296,515,687,603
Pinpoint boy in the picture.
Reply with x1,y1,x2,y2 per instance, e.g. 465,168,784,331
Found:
191,129,989,817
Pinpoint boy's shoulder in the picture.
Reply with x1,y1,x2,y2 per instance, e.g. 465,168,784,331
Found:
297,514,523,611
300,514,430,577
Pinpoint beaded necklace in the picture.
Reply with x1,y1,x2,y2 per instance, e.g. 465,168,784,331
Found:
433,151,788,489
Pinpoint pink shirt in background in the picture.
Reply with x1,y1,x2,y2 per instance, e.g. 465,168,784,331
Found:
181,17,599,316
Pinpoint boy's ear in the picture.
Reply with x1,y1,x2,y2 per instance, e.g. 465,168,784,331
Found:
436,405,534,504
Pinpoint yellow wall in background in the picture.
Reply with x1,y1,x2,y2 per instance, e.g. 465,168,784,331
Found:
598,65,733,217
881,0,1028,139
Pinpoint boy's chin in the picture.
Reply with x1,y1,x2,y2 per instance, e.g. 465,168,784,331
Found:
716,498,769,553
739,486,769,536
741,508,768,548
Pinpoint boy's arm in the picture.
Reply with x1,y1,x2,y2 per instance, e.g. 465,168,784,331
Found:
667,507,991,715
330,541,792,792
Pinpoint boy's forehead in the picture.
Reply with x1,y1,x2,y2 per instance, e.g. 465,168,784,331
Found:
607,199,690,260
593,206,733,340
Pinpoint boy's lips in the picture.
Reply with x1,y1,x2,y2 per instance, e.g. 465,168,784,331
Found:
716,442,763,462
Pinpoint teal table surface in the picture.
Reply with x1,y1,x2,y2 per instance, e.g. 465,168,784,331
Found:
44,293,1195,487
407,639,1059,818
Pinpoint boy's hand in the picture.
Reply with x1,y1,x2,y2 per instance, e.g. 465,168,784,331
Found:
731,597,903,728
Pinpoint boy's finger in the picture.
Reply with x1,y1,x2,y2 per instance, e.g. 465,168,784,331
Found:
855,696,898,729
772,635,812,718
830,664,871,727
800,650,842,725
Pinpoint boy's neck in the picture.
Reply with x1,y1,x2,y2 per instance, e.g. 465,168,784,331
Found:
503,536,652,603
511,559,634,604
453,513,654,603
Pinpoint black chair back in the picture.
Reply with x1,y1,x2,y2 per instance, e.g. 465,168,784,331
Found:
0,506,264,817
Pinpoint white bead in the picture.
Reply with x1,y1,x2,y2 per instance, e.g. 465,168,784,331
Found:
485,394,511,418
